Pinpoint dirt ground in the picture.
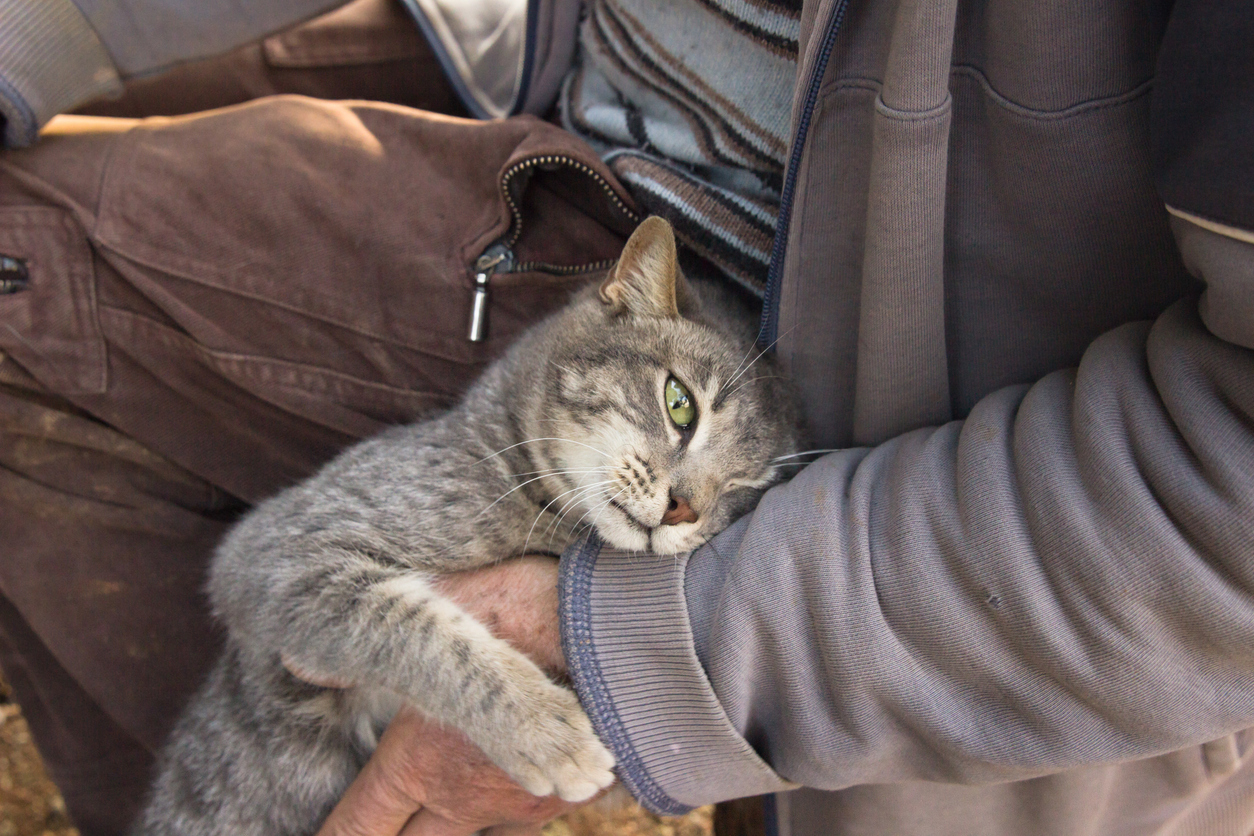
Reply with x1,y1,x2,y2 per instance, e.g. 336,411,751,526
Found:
0,681,76,836
0,678,709,836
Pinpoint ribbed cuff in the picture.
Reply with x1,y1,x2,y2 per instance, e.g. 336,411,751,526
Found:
0,0,121,147
559,534,797,815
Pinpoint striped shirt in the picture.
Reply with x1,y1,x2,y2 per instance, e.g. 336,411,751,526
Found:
560,0,801,296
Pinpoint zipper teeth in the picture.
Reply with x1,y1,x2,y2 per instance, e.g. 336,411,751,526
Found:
500,154,640,248
759,0,851,346
513,257,618,275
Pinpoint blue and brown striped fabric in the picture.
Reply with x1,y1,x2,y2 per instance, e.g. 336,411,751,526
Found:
560,0,801,296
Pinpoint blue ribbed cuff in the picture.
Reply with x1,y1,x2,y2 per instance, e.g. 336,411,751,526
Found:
0,0,121,146
559,532,797,814
560,533,693,815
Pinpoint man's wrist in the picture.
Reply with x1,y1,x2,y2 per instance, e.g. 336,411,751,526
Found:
0,0,122,146
433,556,564,674
558,533,798,815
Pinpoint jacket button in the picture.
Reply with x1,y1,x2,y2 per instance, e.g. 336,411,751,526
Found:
0,256,29,294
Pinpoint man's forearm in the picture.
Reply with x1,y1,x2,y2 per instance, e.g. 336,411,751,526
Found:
563,290,1254,812
434,556,565,675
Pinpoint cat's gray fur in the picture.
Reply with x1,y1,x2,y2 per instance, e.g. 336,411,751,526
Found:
131,218,802,835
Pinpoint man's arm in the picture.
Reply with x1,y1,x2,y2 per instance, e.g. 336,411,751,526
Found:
561,0,1254,815
565,292,1254,811
0,0,345,146
312,558,586,836
316,706,580,836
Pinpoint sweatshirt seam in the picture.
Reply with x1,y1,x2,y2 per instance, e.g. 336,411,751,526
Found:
950,67,1153,121
817,70,1152,122
559,534,693,816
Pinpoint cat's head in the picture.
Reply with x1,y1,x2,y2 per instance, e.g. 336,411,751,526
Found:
528,217,802,554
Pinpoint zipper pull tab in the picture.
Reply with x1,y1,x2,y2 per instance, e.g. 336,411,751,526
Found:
468,245,513,342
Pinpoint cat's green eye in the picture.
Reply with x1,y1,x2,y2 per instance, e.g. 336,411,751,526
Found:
664,376,696,429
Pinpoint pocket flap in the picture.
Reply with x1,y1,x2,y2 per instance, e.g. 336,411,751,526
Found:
0,207,106,395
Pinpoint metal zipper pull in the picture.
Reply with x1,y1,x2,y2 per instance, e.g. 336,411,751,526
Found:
468,244,513,342
0,256,29,294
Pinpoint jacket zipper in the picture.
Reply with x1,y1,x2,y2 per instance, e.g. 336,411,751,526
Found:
468,154,639,342
0,256,29,294
759,0,852,347
467,244,513,342
510,0,541,115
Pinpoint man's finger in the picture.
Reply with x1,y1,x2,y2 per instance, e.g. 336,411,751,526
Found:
397,808,482,836
483,823,548,836
317,774,419,836
316,709,429,836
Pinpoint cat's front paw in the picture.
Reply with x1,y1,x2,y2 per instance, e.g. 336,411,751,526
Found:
495,683,616,802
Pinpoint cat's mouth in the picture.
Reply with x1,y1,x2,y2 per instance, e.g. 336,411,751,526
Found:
607,498,651,532
601,497,705,554
593,497,666,552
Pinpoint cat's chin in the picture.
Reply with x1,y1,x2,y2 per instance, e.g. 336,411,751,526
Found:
594,516,706,555
647,523,705,555
593,515,652,552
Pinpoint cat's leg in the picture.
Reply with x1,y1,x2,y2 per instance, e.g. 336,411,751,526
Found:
132,647,361,836
272,568,615,802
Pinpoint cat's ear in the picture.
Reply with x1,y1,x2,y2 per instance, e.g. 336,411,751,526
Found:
600,217,696,319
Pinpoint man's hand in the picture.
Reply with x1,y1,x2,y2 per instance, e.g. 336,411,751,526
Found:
315,556,601,836
317,707,581,836
432,556,565,674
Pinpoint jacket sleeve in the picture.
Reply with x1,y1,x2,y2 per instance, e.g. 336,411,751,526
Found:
0,0,345,147
559,0,1254,815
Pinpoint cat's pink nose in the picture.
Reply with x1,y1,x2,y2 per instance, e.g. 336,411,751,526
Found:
661,494,698,526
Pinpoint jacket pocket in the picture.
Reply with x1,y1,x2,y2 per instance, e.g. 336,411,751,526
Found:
92,100,638,372
262,0,429,68
0,207,106,395
463,151,641,343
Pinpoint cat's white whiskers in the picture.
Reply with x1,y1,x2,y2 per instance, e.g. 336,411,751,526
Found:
478,470,604,518
548,477,617,527
474,437,611,466
538,491,606,552
725,331,766,393
504,467,603,479
771,448,843,462
567,485,625,535
542,478,624,547
718,324,797,399
541,481,602,535
721,374,784,401
477,474,566,517
582,486,629,539
766,462,810,472
520,479,617,557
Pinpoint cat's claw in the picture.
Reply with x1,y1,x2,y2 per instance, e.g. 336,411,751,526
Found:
518,730,616,802
492,684,616,802
548,730,617,802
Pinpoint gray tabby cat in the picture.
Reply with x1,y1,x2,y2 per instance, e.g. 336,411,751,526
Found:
132,217,802,835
